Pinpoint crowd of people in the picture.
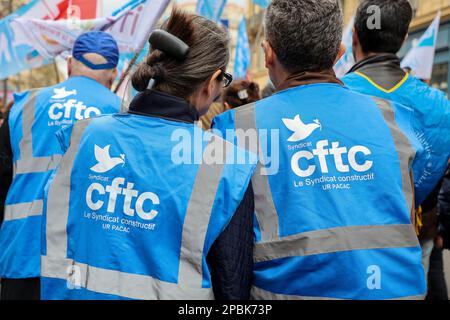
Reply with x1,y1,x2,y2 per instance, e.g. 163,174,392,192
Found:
0,0,449,300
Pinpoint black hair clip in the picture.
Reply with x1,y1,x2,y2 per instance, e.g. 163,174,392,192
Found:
149,29,190,60
147,29,190,90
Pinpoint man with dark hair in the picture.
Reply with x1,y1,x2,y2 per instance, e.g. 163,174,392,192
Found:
343,0,450,207
353,0,413,55
343,1,450,298
213,0,437,299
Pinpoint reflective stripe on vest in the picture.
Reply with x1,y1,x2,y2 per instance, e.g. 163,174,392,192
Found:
41,256,214,300
251,286,425,300
14,90,61,175
234,103,280,242
4,90,61,222
372,97,416,215
46,119,92,258
254,224,419,263
3,200,43,222
178,136,226,288
43,121,229,299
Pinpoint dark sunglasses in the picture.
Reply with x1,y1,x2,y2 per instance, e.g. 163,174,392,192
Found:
221,70,233,88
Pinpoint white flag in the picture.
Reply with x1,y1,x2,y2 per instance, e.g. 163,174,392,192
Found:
105,0,170,54
11,17,111,59
401,12,441,80
11,0,169,61
334,16,355,78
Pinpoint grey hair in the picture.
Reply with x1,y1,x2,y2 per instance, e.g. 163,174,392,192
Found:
265,0,343,73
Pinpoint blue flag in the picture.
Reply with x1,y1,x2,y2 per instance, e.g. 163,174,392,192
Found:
0,0,52,80
334,16,355,78
196,0,227,22
253,0,270,8
234,17,251,80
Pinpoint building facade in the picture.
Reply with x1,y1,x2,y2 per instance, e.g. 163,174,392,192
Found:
246,1,268,88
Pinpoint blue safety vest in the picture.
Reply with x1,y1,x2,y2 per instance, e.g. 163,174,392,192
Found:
40,114,257,300
0,76,120,278
213,83,427,300
342,72,450,205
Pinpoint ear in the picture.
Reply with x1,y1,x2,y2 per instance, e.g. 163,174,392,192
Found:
67,56,73,76
263,41,276,69
108,68,119,90
334,43,346,65
352,27,360,52
111,68,118,83
204,69,223,97
112,68,118,79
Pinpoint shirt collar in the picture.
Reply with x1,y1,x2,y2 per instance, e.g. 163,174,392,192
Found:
128,90,200,124
276,69,344,92
348,53,401,74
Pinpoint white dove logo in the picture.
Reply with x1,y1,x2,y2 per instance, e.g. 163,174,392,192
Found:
90,145,126,173
282,115,322,142
52,87,77,99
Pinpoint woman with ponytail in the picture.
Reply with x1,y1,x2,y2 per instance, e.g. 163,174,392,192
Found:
41,9,256,300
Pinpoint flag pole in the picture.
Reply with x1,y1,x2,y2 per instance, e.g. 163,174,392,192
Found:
113,46,144,94
113,4,160,94
112,0,171,93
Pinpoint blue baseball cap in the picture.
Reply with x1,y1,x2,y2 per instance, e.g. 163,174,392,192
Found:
72,31,119,70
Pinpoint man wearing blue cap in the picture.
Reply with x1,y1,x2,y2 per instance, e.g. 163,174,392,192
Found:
0,31,121,300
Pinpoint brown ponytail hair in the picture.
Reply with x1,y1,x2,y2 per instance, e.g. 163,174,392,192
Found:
132,8,230,100
222,80,261,108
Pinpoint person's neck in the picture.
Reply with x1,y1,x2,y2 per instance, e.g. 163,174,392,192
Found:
276,69,343,92
69,74,110,89
270,68,291,89
356,51,390,64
